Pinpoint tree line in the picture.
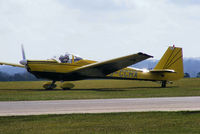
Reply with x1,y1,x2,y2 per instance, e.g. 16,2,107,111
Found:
184,72,200,78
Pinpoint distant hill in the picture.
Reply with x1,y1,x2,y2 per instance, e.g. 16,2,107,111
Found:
0,66,26,75
132,58,200,77
0,58,200,77
183,58,200,77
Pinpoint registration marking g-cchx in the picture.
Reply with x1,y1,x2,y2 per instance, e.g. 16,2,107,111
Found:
108,70,137,78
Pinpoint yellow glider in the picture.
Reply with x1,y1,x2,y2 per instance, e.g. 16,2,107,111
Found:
0,46,184,89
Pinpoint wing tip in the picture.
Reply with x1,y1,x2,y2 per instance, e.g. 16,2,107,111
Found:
138,52,153,58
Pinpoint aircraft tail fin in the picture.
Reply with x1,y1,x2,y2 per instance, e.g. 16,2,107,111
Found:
154,46,184,80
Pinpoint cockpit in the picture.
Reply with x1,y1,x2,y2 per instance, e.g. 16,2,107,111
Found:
52,53,83,63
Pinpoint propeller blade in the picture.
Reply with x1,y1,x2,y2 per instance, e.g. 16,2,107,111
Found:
21,44,26,60
19,44,27,65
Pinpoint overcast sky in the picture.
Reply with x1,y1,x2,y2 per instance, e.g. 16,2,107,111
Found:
0,0,200,63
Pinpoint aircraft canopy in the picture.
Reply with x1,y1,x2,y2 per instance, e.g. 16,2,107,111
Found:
52,53,83,63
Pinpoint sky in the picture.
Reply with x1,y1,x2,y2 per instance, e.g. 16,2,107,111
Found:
0,0,200,63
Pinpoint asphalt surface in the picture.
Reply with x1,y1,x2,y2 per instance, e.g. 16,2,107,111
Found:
0,96,200,116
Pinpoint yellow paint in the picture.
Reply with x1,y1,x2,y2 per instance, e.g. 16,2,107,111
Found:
153,47,184,81
27,59,96,73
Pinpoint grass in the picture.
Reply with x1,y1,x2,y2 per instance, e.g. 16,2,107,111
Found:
0,78,200,101
0,79,199,134
0,111,200,134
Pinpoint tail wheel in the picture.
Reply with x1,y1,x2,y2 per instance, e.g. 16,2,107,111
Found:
43,81,57,90
60,82,75,90
161,81,167,88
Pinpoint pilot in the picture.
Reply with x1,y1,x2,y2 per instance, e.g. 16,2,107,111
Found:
63,54,69,63
59,55,69,63
59,55,64,63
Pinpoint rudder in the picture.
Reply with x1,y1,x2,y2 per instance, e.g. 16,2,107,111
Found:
154,46,184,80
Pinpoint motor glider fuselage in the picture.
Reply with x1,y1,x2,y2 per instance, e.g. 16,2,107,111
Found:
26,58,182,82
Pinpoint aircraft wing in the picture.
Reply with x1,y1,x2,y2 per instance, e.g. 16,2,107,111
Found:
0,62,25,68
70,52,153,77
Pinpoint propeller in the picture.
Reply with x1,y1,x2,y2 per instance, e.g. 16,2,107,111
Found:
19,44,28,65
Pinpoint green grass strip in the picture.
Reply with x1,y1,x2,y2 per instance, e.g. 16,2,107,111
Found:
0,111,200,134
0,78,200,101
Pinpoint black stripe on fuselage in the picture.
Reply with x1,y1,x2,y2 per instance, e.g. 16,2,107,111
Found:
30,71,157,82
30,71,85,81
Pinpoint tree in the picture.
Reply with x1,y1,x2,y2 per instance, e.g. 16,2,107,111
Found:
197,72,200,78
184,73,190,78
0,72,9,81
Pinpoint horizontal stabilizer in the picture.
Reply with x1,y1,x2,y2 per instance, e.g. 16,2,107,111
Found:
150,69,176,73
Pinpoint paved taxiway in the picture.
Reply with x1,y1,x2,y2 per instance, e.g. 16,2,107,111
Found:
0,96,200,116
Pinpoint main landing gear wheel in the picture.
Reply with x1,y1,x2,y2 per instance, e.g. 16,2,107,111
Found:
60,82,75,90
43,81,57,90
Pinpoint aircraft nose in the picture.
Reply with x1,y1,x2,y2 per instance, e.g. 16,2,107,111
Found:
19,60,27,65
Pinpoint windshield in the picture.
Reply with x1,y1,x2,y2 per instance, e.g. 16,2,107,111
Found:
52,53,83,63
